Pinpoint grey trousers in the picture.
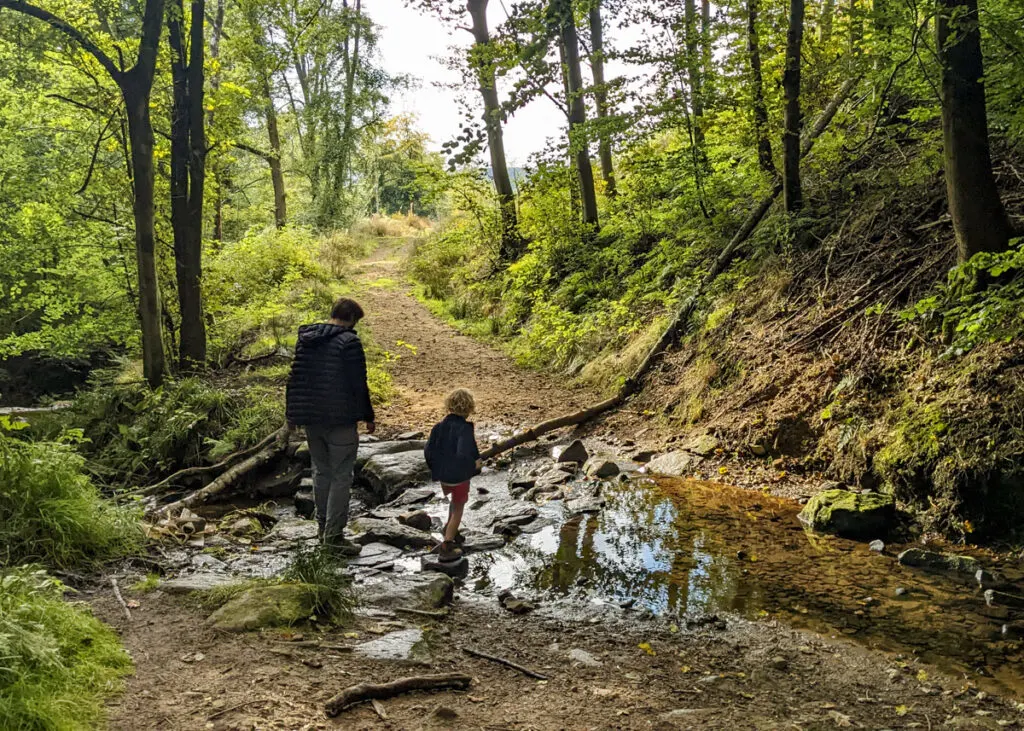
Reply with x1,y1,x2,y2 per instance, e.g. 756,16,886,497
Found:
304,424,359,545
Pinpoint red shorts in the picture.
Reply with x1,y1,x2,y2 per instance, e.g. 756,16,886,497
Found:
441,481,470,505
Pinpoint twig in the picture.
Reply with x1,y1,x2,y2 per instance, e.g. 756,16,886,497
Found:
110,577,132,621
324,673,472,716
371,699,388,721
394,607,450,620
462,647,549,680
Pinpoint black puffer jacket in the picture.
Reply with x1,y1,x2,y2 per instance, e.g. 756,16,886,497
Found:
424,414,480,484
285,323,375,427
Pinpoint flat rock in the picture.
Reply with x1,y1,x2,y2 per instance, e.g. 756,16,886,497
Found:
396,430,425,441
354,628,425,661
798,489,895,539
509,477,536,495
355,440,428,471
359,573,455,610
348,542,404,568
265,517,318,542
897,548,981,579
362,452,431,502
398,510,432,532
162,574,240,594
352,518,435,549
566,496,606,515
646,451,699,476
584,458,620,479
632,450,657,464
501,598,537,614
461,534,506,554
385,487,436,507
568,648,602,667
555,439,589,465
684,434,720,457
421,554,470,578
207,583,318,632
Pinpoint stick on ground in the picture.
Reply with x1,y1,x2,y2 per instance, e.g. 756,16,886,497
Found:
110,577,132,621
462,647,549,680
324,673,472,716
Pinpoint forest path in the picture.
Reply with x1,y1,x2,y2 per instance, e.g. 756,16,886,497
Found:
352,237,596,433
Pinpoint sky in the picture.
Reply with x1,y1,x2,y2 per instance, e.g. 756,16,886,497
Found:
369,0,587,166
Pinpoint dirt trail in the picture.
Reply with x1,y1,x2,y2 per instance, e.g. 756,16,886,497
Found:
354,239,595,433
92,240,1024,730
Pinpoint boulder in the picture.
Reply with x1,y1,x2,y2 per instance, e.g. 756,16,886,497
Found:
797,489,895,539
355,440,428,471
684,434,721,457
647,451,699,477
207,583,318,632
352,518,436,549
897,548,982,580
362,451,431,502
584,459,620,479
359,573,455,610
555,439,589,465
294,490,315,520
398,510,433,532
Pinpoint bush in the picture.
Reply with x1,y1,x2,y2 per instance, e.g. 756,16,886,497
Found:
0,566,132,730
0,425,141,570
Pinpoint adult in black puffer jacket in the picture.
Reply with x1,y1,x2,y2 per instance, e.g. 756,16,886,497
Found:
286,298,375,555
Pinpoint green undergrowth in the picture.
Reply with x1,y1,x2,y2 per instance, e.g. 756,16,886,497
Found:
0,567,133,730
0,422,141,569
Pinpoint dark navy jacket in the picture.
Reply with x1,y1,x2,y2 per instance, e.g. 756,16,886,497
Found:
285,324,375,427
424,414,480,484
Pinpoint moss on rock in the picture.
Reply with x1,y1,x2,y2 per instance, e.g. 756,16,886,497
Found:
798,489,895,539
206,583,318,632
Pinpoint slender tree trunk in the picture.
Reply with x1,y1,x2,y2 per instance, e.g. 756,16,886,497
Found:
168,0,207,370
820,0,834,43
264,79,288,228
747,0,774,174
588,0,615,196
555,0,599,228
849,0,863,55
467,0,521,259
337,0,361,199
783,0,804,212
684,0,704,149
124,83,166,387
209,0,226,244
558,40,581,221
936,0,1010,262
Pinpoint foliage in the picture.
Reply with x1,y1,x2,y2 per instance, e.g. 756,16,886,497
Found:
283,546,356,624
0,426,141,570
0,566,133,730
901,240,1024,355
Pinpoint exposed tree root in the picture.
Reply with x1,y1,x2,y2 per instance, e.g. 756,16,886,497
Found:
462,647,549,680
324,673,472,716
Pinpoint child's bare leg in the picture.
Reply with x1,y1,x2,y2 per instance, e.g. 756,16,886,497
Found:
444,501,465,543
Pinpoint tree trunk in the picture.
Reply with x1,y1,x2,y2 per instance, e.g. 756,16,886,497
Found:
747,0,774,174
265,84,288,228
209,0,226,244
782,0,804,212
124,83,166,388
337,0,361,199
588,0,615,196
467,0,521,260
555,0,599,228
936,0,1010,262
167,0,207,370
820,0,834,43
684,0,704,149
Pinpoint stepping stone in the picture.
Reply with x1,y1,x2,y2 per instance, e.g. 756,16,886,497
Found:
421,554,469,578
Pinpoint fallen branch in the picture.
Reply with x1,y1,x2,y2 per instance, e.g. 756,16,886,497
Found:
324,673,472,717
136,428,284,496
462,647,549,680
480,77,860,462
110,577,131,621
149,426,290,518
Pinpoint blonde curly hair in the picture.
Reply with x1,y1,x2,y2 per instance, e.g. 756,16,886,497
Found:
444,388,475,418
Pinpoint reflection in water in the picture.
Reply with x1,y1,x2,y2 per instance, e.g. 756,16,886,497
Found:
472,477,1024,696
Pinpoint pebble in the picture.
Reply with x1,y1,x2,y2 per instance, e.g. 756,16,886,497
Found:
869,539,885,552
770,656,788,671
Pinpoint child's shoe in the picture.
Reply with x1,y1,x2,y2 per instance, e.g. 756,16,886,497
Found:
437,540,463,562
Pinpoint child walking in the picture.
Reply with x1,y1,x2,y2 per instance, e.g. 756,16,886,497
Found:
424,389,480,561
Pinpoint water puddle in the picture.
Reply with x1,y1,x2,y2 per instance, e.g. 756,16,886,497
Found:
469,476,1024,696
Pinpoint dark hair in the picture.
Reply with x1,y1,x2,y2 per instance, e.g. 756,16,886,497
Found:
330,297,364,323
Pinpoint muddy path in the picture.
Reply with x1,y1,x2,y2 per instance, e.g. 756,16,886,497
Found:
91,239,1024,730
354,239,597,433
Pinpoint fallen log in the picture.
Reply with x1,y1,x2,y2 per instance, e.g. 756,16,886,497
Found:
462,647,549,680
324,673,472,716
135,428,286,496
480,77,859,462
148,425,290,518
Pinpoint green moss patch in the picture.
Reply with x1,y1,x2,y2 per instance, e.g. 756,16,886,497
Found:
798,489,895,539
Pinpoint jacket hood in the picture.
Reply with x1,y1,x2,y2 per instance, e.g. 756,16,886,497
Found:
297,323,353,345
